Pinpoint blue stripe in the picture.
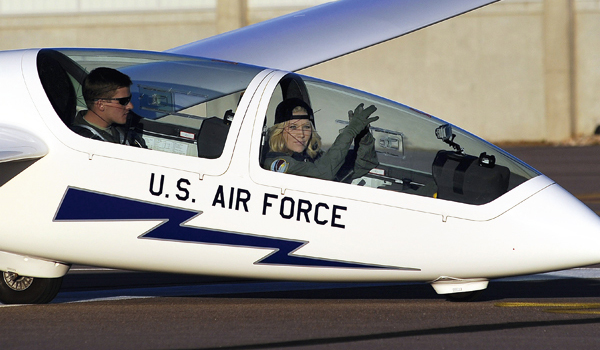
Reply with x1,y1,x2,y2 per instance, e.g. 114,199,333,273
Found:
55,188,404,269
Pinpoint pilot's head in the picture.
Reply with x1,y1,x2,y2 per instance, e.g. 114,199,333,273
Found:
269,98,321,157
83,67,133,126
274,98,315,126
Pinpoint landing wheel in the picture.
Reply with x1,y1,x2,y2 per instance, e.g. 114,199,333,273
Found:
0,272,63,304
445,290,483,302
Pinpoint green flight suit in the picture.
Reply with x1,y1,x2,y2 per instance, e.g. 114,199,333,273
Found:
263,126,379,181
71,110,146,148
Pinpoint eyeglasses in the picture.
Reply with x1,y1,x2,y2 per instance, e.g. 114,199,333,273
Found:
96,95,132,106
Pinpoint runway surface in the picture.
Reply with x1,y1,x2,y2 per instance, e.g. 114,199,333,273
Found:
1,145,599,350
3,267,600,350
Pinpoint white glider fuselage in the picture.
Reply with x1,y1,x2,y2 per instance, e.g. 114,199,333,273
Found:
1,48,600,290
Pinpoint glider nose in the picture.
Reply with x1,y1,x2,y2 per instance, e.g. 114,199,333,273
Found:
505,180,600,272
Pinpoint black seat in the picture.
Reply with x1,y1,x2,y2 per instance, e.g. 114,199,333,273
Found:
197,117,230,159
37,50,82,127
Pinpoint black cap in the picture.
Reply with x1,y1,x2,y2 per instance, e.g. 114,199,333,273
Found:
274,98,314,126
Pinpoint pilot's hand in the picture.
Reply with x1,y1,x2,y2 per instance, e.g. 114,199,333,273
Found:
347,103,378,137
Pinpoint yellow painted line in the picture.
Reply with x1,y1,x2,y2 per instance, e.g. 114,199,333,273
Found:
576,193,600,203
496,302,600,308
573,193,600,215
496,302,600,315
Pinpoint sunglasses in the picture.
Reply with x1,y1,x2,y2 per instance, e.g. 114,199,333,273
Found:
96,95,132,106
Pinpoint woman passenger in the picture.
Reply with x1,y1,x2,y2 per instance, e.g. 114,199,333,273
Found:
262,98,379,181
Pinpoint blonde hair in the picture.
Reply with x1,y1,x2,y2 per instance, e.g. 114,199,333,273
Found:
268,120,322,159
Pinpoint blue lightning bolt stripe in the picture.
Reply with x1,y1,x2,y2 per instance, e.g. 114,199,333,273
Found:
55,188,409,270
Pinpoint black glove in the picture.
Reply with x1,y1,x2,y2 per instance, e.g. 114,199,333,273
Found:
347,103,378,137
357,128,375,145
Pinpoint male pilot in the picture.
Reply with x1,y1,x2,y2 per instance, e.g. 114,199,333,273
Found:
71,67,146,147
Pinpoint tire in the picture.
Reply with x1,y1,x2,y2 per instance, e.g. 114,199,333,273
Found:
0,272,63,304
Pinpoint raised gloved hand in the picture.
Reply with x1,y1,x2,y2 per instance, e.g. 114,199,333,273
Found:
347,103,378,137
357,127,375,145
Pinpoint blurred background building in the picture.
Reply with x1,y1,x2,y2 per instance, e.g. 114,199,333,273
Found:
0,0,598,144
